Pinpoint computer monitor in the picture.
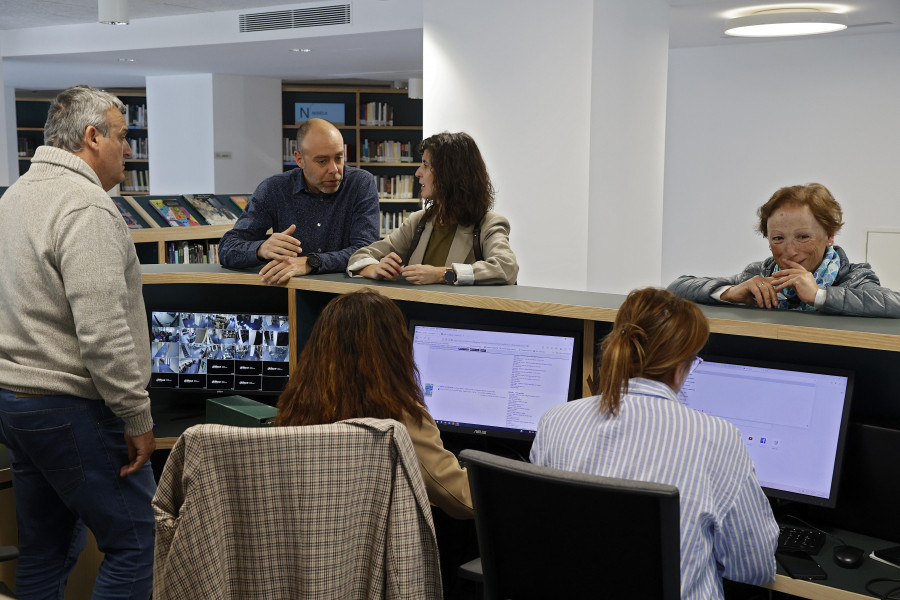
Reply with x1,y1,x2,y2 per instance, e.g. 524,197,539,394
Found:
410,320,581,440
149,311,290,394
677,356,853,508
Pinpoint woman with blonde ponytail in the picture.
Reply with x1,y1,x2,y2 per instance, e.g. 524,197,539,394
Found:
531,288,778,600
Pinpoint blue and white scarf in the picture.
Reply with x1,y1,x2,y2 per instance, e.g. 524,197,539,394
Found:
774,245,840,311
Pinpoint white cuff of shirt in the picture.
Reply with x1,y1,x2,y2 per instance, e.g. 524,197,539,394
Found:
711,285,734,303
452,263,475,285
814,288,826,310
346,257,378,277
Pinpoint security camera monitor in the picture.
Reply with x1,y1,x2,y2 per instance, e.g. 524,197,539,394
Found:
150,312,290,393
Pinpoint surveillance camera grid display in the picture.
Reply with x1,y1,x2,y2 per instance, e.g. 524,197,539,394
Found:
150,312,290,393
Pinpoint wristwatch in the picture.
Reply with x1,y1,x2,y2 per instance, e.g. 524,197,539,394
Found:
306,254,322,274
443,266,457,285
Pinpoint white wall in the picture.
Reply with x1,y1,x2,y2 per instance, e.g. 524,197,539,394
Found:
147,74,216,194
587,0,669,294
423,0,594,290
211,75,282,194
663,33,900,286
148,73,282,195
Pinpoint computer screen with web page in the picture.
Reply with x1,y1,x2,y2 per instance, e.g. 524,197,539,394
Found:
678,357,853,508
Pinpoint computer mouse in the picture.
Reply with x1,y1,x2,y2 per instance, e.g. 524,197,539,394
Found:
833,544,864,569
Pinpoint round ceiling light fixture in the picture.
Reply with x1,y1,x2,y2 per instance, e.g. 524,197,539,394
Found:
725,8,847,37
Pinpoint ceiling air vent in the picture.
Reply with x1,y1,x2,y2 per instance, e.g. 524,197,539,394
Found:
239,4,351,33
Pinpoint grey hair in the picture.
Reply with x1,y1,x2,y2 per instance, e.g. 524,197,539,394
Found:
44,85,126,152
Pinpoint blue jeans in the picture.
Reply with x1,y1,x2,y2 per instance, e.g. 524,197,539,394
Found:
0,391,155,600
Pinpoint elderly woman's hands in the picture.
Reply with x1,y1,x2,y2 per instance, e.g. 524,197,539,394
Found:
772,260,820,305
721,275,779,308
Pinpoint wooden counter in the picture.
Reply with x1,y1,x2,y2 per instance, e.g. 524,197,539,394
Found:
142,264,900,352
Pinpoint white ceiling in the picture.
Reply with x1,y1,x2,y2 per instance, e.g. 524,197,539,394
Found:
1,0,897,90
0,0,320,29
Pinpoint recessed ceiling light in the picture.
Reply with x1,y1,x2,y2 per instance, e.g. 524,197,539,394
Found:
725,8,848,37
118,58,135,62
289,48,312,53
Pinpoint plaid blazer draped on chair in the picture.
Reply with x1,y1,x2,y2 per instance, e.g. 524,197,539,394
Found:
152,418,442,599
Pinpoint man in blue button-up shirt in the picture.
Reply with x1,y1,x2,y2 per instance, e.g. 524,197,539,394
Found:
219,118,379,284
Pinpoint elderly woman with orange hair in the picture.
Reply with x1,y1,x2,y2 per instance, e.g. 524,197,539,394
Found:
669,183,900,317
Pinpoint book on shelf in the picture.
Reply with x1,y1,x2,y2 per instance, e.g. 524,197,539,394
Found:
17,137,36,157
361,140,414,164
127,137,148,159
380,209,409,237
360,102,393,126
374,175,416,200
165,240,221,265
125,104,148,128
282,137,298,162
228,195,249,212
183,194,238,225
122,169,149,193
149,198,202,227
111,197,144,229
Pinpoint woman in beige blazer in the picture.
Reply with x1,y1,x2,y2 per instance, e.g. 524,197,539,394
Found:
347,132,518,285
276,288,473,519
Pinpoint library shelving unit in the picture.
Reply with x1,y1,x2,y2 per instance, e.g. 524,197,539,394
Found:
15,89,150,194
118,194,249,265
281,86,423,207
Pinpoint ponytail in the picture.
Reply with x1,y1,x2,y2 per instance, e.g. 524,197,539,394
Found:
596,288,709,416
598,324,646,415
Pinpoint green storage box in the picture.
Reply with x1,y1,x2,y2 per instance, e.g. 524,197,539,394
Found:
206,395,277,427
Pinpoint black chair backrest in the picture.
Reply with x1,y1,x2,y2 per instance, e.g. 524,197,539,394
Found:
460,449,681,600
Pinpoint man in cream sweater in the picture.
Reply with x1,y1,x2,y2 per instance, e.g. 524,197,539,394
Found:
0,86,155,599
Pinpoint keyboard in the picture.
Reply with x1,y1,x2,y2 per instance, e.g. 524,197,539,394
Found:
777,526,826,554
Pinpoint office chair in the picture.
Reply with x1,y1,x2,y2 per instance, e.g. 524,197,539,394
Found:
153,419,442,600
458,449,681,600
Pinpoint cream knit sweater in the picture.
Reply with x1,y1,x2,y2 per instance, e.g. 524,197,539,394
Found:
0,146,152,436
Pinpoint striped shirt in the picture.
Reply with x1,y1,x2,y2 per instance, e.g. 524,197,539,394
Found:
530,378,778,600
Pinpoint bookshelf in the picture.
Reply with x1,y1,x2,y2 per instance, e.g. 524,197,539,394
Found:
15,89,150,194
281,86,423,205
118,194,249,265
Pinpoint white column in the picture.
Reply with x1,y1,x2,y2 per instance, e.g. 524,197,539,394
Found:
586,0,670,294
147,74,281,195
211,75,282,195
147,74,216,194
423,0,594,290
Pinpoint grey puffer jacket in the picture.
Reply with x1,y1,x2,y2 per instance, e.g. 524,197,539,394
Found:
668,246,900,318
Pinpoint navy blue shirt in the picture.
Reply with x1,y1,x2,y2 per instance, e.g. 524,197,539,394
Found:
218,166,379,273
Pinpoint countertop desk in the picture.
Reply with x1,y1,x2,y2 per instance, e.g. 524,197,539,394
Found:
142,264,900,599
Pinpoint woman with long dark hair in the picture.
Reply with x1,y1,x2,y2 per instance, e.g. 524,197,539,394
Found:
531,288,778,600
276,288,473,519
347,131,518,285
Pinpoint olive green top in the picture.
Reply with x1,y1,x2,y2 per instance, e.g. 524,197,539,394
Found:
421,222,457,267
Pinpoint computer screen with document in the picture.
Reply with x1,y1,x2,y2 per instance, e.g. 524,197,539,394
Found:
410,321,581,440
678,356,853,508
